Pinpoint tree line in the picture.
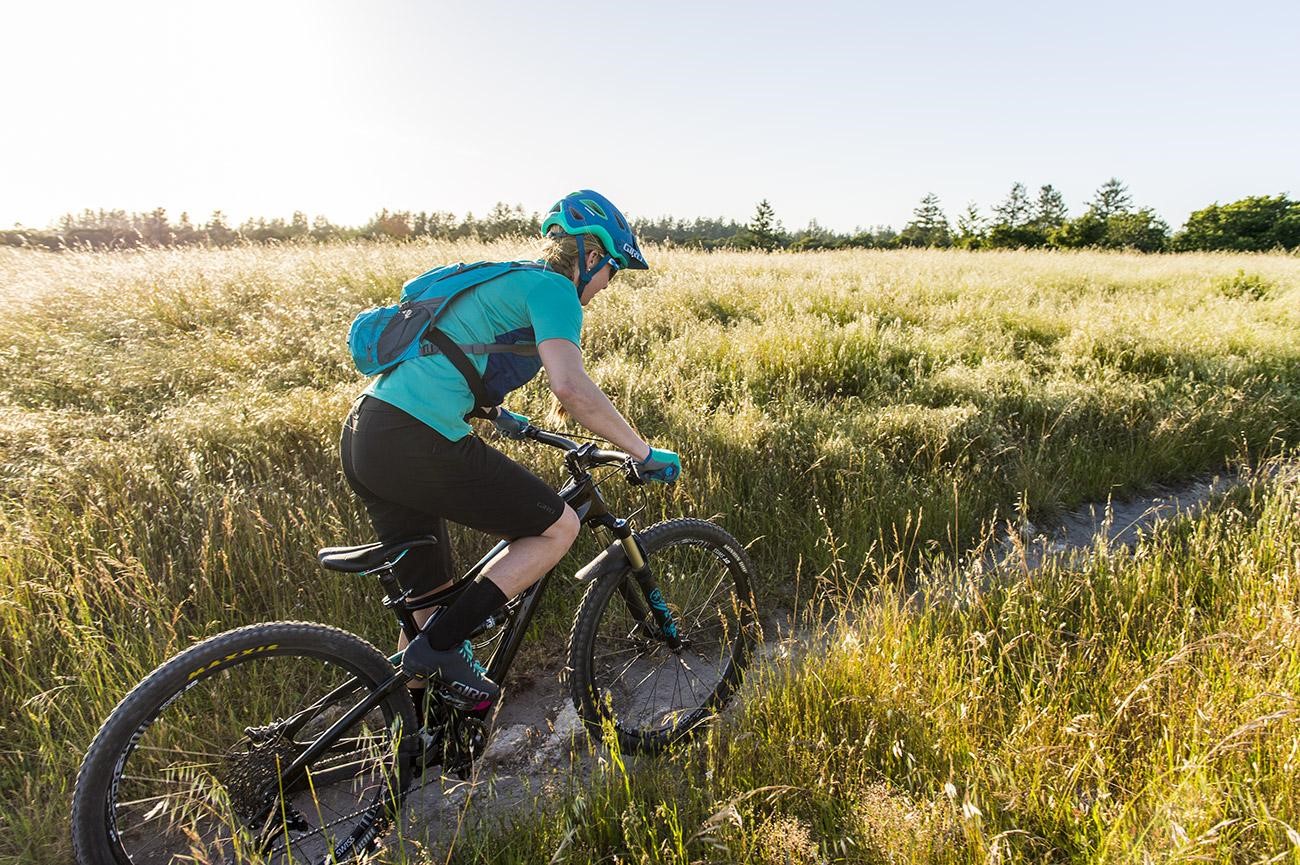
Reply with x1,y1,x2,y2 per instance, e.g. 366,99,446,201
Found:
764,180,1300,254
3,181,1297,253
0,202,541,252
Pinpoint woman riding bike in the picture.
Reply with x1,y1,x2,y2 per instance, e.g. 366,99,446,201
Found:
339,189,680,716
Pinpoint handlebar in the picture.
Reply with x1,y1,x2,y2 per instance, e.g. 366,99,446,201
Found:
522,426,646,484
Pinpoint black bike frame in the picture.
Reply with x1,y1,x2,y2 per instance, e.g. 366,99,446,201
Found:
278,430,668,798
381,444,646,682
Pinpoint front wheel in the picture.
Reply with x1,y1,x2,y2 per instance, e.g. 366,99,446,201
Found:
568,519,759,754
71,621,418,865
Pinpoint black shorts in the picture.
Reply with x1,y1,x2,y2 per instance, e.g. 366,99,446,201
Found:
339,396,567,595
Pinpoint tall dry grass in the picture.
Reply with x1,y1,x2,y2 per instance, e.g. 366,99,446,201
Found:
449,462,1300,863
0,241,1297,861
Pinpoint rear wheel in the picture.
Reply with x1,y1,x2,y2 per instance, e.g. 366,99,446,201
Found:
71,622,417,865
568,519,759,753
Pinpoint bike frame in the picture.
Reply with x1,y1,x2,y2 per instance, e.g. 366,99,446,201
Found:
382,440,651,676
278,429,671,797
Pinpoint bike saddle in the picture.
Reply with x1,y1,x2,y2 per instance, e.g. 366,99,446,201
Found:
317,536,439,573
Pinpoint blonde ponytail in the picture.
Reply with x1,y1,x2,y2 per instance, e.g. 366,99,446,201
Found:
536,231,607,281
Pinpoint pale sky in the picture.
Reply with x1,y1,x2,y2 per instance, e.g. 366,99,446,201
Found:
3,0,1297,233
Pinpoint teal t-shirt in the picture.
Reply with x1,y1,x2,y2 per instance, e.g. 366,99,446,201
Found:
366,267,582,441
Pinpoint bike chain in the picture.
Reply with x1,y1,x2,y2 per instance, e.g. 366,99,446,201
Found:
227,715,488,861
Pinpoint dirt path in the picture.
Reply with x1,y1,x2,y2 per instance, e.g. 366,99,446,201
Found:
393,467,1251,858
991,469,1247,573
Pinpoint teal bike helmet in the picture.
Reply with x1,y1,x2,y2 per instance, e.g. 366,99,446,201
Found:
540,190,648,290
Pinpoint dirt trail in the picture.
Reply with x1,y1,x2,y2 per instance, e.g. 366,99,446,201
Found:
394,468,1251,855
990,470,1247,574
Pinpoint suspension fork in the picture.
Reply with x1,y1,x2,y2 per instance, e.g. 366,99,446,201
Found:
567,472,683,650
609,520,683,650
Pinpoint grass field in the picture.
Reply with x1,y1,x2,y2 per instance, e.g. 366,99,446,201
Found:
0,241,1297,862
452,465,1300,864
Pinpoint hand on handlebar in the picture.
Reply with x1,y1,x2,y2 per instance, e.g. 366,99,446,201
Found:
636,446,681,484
522,426,679,484
493,407,530,440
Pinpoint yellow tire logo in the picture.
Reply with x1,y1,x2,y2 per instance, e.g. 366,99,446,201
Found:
186,644,279,682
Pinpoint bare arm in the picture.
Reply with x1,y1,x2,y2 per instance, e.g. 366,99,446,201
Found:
538,339,650,460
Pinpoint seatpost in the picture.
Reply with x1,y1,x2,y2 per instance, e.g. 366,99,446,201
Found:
374,563,421,641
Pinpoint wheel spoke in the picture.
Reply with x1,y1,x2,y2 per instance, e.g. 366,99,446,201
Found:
133,745,227,759
670,661,686,725
116,790,206,809
121,770,217,785
675,655,709,700
605,649,649,687
80,629,413,865
576,524,754,750
681,575,730,623
591,644,647,663
638,660,668,728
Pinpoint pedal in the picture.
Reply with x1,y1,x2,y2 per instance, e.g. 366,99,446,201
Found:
411,727,443,775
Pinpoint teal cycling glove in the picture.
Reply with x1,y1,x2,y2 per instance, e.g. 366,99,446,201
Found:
637,446,681,483
493,407,530,440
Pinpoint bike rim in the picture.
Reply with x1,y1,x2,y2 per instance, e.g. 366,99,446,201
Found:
105,649,405,864
588,537,753,738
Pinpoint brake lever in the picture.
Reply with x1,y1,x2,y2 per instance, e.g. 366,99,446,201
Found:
624,458,647,487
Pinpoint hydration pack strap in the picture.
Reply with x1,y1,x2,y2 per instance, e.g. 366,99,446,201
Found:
422,326,496,420
418,341,539,357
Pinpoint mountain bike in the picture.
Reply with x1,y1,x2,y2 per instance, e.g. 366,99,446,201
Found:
70,425,759,864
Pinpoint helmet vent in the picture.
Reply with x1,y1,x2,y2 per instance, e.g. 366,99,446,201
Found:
568,206,585,221
580,199,607,219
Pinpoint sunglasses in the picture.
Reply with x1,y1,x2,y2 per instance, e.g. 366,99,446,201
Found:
606,258,622,281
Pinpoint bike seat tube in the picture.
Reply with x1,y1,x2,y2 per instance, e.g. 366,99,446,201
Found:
376,566,420,641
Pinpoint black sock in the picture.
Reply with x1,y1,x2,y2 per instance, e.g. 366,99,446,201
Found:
419,578,508,651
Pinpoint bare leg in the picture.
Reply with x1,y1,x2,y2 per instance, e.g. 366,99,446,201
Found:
479,506,581,597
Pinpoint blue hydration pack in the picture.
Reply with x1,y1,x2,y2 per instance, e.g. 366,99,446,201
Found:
347,260,548,415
